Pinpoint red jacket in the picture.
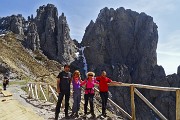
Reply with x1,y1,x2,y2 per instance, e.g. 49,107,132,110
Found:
96,76,112,92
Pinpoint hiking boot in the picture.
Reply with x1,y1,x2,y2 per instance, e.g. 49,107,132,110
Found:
91,113,96,118
75,112,79,118
70,112,74,117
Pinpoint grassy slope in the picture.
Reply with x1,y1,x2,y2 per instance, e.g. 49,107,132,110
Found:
0,33,60,83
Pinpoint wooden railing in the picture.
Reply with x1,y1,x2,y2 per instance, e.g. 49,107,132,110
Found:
109,83,180,120
27,82,58,102
27,82,180,120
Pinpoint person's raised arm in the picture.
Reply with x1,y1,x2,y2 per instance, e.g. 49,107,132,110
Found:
108,77,122,85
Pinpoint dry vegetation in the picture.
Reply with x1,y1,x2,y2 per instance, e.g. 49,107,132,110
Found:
0,32,61,84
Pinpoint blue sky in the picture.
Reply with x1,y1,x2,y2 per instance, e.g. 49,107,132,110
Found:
0,0,179,75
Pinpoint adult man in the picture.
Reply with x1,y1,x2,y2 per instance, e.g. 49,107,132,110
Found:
55,64,71,120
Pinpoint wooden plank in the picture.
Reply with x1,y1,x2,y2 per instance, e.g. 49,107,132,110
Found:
176,90,180,120
93,87,132,119
134,88,167,120
108,98,132,119
40,84,47,101
27,84,31,98
49,85,58,101
30,84,35,99
47,84,50,101
1,90,12,97
130,85,136,120
34,84,39,100
109,83,180,91
37,83,41,100
29,82,180,92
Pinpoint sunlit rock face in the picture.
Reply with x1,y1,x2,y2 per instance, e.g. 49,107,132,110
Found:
35,4,77,63
80,7,179,119
82,7,158,84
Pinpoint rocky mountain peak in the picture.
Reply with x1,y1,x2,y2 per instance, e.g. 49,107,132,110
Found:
0,14,25,35
0,4,77,64
26,22,40,51
82,7,158,81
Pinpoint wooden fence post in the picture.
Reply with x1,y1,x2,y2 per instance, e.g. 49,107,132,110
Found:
130,85,136,120
176,89,180,120
47,84,50,101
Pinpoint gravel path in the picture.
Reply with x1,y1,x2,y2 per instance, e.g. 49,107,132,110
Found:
2,81,124,120
7,84,57,120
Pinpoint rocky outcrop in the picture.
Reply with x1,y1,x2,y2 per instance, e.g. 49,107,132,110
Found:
0,62,10,75
1,4,180,120
57,13,77,63
34,4,77,63
26,22,40,50
0,4,77,64
80,7,179,120
0,14,25,35
35,4,59,59
82,7,158,83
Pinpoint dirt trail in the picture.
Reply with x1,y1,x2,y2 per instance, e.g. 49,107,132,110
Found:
0,88,44,120
0,83,57,120
0,82,124,120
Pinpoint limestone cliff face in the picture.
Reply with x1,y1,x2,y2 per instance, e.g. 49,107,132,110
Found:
35,4,77,63
0,4,77,64
57,13,77,63
1,4,180,120
0,14,25,35
81,7,179,120
35,4,59,60
82,7,158,84
26,22,40,51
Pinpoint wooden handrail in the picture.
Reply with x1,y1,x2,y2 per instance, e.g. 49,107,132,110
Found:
94,87,132,119
134,88,167,120
27,82,180,120
109,83,180,91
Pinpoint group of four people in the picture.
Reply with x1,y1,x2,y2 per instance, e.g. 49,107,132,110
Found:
55,64,121,120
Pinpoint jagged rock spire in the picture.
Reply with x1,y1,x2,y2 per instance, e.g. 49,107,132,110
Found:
26,22,40,51
57,13,77,63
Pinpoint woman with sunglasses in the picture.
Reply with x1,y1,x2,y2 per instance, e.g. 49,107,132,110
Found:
81,71,99,118
70,70,82,118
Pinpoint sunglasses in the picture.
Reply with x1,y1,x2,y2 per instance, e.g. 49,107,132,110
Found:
88,74,93,76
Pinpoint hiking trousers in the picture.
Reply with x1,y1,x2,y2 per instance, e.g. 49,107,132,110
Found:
84,94,94,114
100,92,108,115
3,83,7,90
55,91,70,116
72,89,81,113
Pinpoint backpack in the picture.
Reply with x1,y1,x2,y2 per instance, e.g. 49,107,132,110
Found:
85,79,95,94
